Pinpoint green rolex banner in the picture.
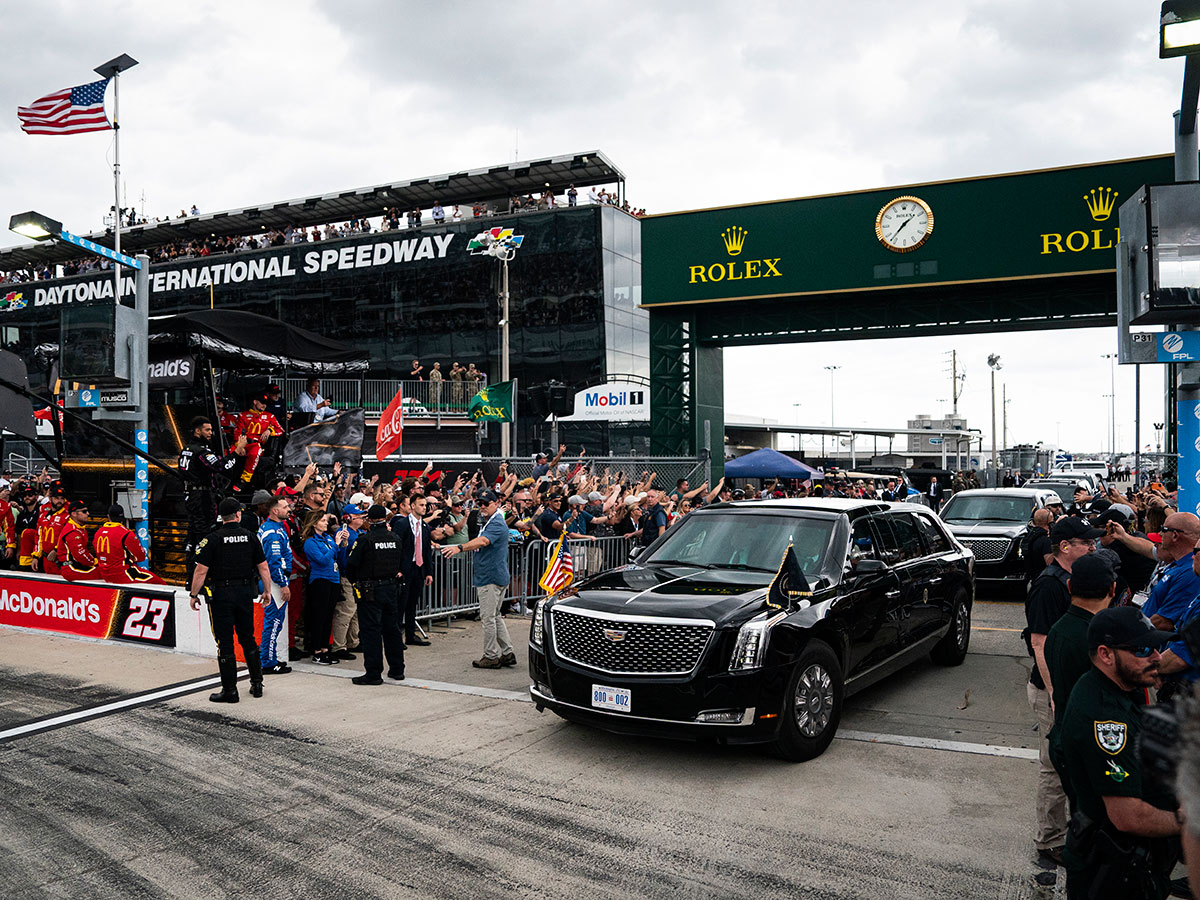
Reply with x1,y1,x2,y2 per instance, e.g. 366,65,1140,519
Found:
468,380,514,423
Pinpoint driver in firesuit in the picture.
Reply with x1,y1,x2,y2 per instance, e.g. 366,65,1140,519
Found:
32,483,70,575
235,392,284,486
58,502,98,582
178,416,246,579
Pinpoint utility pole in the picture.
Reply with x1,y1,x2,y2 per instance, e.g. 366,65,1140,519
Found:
1002,383,1007,456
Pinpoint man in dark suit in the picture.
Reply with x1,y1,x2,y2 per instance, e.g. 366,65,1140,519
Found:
928,476,943,513
395,493,433,645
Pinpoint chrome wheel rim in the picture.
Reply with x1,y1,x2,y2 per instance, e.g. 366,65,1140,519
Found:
955,601,970,651
794,663,834,738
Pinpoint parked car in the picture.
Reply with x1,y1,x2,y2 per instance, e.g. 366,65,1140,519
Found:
937,488,1060,589
1032,479,1087,506
528,499,975,762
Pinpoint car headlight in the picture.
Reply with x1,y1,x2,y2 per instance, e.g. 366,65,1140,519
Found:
729,610,787,671
531,598,546,647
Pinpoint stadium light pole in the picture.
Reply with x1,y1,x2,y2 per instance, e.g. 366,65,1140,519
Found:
1102,353,1117,457
988,354,1002,475
9,211,150,554
824,365,840,426
467,228,523,458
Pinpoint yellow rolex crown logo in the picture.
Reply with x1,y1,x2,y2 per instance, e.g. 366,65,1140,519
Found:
479,389,488,402
721,226,748,256
1083,186,1118,222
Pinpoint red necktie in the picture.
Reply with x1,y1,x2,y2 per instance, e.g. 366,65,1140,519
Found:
413,518,423,567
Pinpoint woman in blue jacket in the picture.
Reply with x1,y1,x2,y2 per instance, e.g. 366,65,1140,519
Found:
301,511,349,665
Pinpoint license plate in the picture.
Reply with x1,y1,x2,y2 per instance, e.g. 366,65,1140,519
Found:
591,684,631,713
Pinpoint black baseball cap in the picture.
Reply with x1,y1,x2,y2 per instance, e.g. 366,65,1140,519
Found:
1050,517,1105,544
1087,606,1177,652
477,490,500,504
107,504,125,520
1067,553,1116,597
368,504,388,521
218,497,242,517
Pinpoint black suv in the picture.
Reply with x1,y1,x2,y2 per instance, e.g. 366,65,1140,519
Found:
528,499,974,761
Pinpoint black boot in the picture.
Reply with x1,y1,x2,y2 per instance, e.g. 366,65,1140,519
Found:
209,655,239,703
246,647,263,698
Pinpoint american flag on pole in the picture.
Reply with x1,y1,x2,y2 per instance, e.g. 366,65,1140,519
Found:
18,79,112,135
538,531,574,595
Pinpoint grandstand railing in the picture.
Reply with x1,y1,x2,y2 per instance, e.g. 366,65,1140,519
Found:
283,378,484,417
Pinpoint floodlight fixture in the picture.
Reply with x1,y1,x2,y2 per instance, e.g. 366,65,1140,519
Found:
94,53,139,79
987,354,1003,371
1162,0,1200,57
8,211,62,241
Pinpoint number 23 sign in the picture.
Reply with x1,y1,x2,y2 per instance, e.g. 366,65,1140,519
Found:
0,573,176,648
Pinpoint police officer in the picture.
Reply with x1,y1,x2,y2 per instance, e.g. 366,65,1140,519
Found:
178,416,247,578
189,497,270,703
345,504,405,685
1056,606,1181,899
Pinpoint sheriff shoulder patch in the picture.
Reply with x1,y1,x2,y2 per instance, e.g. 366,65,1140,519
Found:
1095,720,1127,754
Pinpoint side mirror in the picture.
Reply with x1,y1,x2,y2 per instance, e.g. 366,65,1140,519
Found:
853,558,889,578
629,545,643,561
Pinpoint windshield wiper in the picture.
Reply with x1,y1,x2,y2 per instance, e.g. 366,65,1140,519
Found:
708,562,774,572
648,559,713,568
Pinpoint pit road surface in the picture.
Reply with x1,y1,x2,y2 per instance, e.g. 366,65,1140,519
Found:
0,603,1046,899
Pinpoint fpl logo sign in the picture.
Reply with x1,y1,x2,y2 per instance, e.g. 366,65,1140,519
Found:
1165,334,1185,354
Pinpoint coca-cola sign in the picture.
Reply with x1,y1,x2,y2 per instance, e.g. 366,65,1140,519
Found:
376,388,405,460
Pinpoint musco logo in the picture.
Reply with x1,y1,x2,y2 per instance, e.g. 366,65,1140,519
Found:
1095,720,1127,754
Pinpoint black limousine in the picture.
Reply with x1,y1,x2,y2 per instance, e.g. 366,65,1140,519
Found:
528,499,975,761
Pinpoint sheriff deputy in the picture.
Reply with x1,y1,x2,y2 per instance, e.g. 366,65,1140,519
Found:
1056,606,1181,898
189,497,270,703
345,504,405,685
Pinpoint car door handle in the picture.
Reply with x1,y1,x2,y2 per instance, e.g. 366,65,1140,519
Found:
885,590,901,599
929,577,942,585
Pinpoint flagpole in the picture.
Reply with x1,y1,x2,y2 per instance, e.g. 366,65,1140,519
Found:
94,54,138,304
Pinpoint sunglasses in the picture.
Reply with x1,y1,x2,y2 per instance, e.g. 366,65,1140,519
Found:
1160,526,1189,535
1116,645,1159,659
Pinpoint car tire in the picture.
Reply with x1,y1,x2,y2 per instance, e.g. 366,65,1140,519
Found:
930,589,971,666
772,640,843,762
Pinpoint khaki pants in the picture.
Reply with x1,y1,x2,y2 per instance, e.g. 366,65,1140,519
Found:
478,583,513,661
1027,681,1068,850
330,579,359,651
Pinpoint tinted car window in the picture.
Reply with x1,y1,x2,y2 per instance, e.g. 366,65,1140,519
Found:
913,514,951,554
940,495,1035,524
848,517,878,568
644,512,835,574
881,513,925,562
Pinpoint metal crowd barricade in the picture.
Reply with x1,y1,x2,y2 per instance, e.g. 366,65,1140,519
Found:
413,533,636,625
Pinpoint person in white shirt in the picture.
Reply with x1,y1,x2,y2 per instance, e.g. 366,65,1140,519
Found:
295,378,338,422
588,187,600,204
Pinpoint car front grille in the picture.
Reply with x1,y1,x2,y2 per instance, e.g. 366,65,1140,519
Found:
959,537,1013,562
550,607,714,675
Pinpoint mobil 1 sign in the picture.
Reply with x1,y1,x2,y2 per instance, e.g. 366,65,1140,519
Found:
558,384,650,422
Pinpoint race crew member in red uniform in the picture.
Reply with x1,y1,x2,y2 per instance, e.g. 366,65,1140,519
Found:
33,484,70,575
16,489,42,570
235,393,284,485
57,502,98,581
217,395,238,447
0,483,18,567
93,505,164,584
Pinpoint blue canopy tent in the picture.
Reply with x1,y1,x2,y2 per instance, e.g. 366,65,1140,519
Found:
724,448,822,480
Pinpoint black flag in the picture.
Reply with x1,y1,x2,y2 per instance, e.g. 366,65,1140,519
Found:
766,543,813,612
282,408,365,469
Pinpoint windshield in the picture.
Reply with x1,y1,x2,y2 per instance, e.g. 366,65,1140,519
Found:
940,495,1035,524
644,513,835,574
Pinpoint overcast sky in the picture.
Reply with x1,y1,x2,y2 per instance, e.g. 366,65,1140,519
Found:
0,1,1186,460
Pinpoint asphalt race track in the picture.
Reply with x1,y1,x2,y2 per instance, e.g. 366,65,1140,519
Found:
0,604,1048,900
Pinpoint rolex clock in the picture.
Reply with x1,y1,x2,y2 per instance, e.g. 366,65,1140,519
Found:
875,195,934,253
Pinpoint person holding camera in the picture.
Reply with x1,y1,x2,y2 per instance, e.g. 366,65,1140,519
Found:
1056,606,1181,899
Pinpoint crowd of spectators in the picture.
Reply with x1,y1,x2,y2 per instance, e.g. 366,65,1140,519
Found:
0,185,642,286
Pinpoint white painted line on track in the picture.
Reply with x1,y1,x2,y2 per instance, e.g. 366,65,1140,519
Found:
289,660,532,702
836,729,1038,760
0,671,242,743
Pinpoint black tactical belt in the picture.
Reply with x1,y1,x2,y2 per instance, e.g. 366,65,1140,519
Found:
356,578,395,587
212,578,253,586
